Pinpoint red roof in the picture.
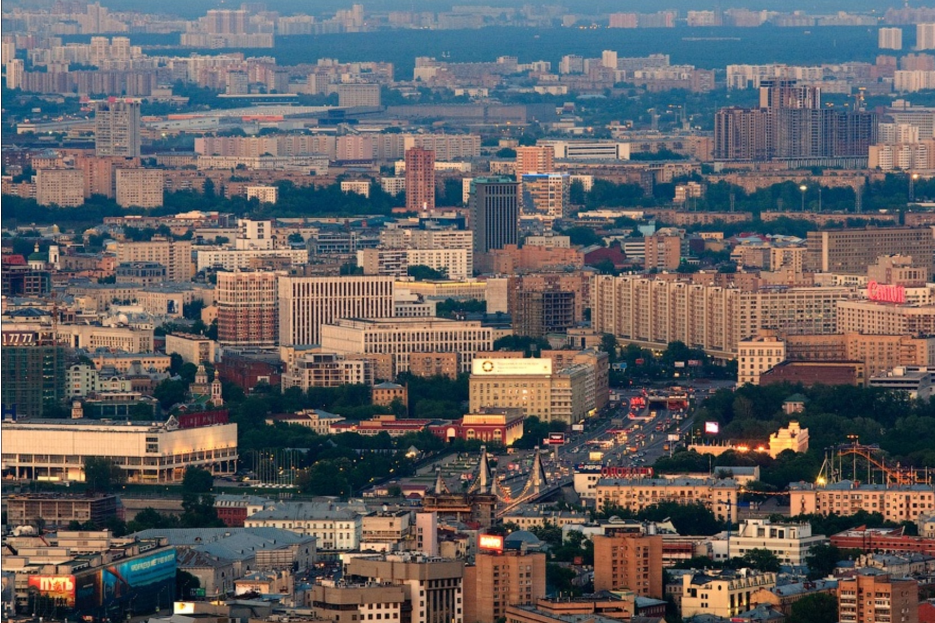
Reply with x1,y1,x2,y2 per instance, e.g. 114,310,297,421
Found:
2,254,27,266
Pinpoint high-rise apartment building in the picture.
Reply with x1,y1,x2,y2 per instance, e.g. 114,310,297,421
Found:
593,534,663,598
643,231,683,270
515,146,555,175
405,147,436,212
918,23,935,51
469,177,520,257
337,84,381,107
879,27,903,51
115,168,164,208
464,550,547,623
113,238,192,283
216,270,280,348
278,273,395,347
838,572,919,623
805,228,935,274
714,80,877,162
36,169,85,207
520,174,570,220
95,99,141,158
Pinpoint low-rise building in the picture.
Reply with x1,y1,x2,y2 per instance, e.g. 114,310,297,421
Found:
361,510,413,552
768,421,809,458
282,352,376,390
245,501,362,550
730,518,828,567
837,571,919,623
265,409,346,435
310,582,407,623
738,330,787,386
165,332,216,364
429,408,526,446
4,493,119,529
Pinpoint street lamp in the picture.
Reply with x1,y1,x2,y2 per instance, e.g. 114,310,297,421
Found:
910,172,920,203
799,184,807,212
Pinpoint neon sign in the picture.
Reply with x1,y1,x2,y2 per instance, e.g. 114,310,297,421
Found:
867,280,906,304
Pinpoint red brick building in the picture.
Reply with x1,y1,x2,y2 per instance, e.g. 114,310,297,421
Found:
831,527,935,556
430,408,525,446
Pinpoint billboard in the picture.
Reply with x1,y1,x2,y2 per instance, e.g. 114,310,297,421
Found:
28,576,76,608
471,358,552,376
478,534,504,552
101,549,176,607
704,421,720,434
867,280,906,304
548,432,566,445
600,466,654,478
667,433,680,441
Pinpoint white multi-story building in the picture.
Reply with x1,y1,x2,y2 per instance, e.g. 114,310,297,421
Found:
245,502,362,550
246,185,278,204
879,27,903,51
195,248,308,271
278,274,395,347
282,352,375,391
729,519,827,567
320,317,493,375
2,418,238,482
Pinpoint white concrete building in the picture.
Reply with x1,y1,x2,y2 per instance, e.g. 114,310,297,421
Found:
245,502,362,550
728,518,827,567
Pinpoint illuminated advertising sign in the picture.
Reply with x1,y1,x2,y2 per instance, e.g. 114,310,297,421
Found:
548,432,566,445
600,466,654,478
704,421,720,434
478,534,504,552
867,280,906,304
471,358,552,376
28,575,76,607
101,549,176,606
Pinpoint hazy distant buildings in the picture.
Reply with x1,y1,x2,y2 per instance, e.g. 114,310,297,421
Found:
918,23,935,50
879,27,903,50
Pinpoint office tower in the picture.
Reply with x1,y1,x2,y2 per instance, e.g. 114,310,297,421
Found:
918,23,935,50
805,227,935,274
278,273,395,347
464,549,547,623
1,326,66,419
95,99,141,158
879,27,903,50
217,270,280,348
593,534,664,598
837,572,919,623
469,177,519,256
405,147,435,212
515,145,555,175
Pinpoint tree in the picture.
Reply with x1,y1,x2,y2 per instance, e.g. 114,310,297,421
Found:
787,593,837,623
407,264,447,281
563,226,602,247
805,543,844,580
176,570,201,600
84,457,125,493
154,378,188,410
737,548,781,573
182,466,214,493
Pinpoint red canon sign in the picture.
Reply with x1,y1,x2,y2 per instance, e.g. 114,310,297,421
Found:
600,466,654,478
867,280,906,304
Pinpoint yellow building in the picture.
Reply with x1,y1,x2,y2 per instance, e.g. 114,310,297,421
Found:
595,477,740,522
680,570,777,619
469,357,591,424
768,421,809,458
737,330,787,386
790,481,935,523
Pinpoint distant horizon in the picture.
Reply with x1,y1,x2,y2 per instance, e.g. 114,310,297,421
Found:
3,0,912,19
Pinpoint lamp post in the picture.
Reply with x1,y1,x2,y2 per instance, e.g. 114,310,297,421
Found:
799,184,807,212
910,172,920,203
